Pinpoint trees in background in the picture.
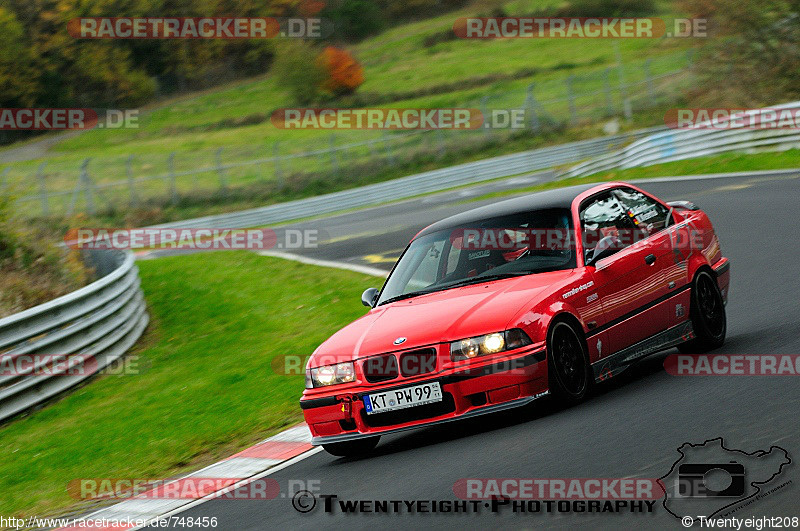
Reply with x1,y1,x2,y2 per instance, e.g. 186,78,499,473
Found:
681,0,800,106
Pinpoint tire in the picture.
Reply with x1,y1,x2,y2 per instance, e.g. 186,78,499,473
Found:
322,436,380,457
678,269,726,353
547,320,591,404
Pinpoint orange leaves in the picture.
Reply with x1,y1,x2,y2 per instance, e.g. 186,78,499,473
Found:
318,46,364,95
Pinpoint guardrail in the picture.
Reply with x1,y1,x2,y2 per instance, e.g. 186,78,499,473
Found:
151,127,666,230
559,102,800,179
0,250,148,423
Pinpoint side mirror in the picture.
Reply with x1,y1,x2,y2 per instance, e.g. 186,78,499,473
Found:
361,287,380,308
586,236,620,267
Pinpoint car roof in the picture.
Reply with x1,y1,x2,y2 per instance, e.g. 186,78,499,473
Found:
416,182,606,238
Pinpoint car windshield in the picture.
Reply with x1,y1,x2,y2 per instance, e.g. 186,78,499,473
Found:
377,208,576,305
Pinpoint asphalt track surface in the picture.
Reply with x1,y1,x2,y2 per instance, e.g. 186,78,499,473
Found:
149,170,800,530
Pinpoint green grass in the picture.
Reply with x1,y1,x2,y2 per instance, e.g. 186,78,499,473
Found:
466,148,800,202
0,252,379,517
0,0,695,219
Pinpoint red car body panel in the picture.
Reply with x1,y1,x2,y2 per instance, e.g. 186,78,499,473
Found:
300,182,730,445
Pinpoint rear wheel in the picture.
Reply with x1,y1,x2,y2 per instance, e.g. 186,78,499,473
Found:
322,436,380,457
547,320,591,404
678,269,726,353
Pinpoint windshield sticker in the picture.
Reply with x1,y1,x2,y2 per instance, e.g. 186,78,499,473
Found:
468,250,490,260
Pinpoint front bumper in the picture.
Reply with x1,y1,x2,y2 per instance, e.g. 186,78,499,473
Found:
301,347,548,445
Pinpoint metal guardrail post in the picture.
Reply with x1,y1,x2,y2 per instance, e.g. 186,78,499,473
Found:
566,76,577,124
126,155,139,206
37,162,48,217
167,152,177,205
215,148,228,193
526,83,540,132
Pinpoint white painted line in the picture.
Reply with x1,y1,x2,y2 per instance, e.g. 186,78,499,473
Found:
66,424,315,528
130,447,325,530
264,424,312,443
97,499,189,519
189,458,283,479
256,250,388,278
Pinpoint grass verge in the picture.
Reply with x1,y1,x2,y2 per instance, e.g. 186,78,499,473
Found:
0,251,378,517
466,148,800,202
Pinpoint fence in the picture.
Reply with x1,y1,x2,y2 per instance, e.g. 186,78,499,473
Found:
558,101,800,179
0,250,148,423
2,52,693,218
150,127,665,229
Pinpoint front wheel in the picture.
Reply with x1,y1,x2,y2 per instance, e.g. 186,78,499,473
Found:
547,320,591,404
322,436,380,457
678,269,726,353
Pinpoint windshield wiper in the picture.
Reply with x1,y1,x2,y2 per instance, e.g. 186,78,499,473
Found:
378,290,435,306
440,271,532,289
379,272,533,306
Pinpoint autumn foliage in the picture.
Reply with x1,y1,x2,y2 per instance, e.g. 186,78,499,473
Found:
318,46,365,96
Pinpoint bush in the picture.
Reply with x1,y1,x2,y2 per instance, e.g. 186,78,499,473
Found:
318,46,365,96
272,41,327,104
679,0,800,106
0,195,91,318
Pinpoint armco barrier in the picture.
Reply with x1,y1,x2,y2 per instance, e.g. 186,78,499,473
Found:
559,102,800,179
149,127,666,230
0,250,148,423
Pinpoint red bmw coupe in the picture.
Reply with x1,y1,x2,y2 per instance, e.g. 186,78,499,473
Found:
301,182,730,457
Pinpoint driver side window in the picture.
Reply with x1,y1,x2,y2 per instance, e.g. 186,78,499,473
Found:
580,193,635,262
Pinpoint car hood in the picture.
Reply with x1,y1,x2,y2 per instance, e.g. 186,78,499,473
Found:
312,270,577,364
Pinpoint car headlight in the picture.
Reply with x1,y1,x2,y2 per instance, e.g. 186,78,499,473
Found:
450,329,532,361
306,361,356,388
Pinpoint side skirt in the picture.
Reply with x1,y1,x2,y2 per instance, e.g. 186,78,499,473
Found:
592,321,694,383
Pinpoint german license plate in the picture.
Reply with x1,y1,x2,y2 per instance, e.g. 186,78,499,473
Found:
363,382,442,415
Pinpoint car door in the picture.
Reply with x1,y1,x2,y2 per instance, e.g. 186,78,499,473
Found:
580,191,668,356
612,187,691,328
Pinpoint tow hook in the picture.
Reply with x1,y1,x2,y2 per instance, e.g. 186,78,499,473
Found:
338,396,354,421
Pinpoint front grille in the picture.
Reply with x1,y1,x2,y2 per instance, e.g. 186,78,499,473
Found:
361,392,456,428
363,354,398,383
398,348,437,377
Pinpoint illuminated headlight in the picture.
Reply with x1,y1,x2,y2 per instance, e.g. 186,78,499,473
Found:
450,329,532,361
307,362,356,388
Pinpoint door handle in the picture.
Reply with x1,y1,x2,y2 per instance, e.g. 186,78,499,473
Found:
644,254,656,265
